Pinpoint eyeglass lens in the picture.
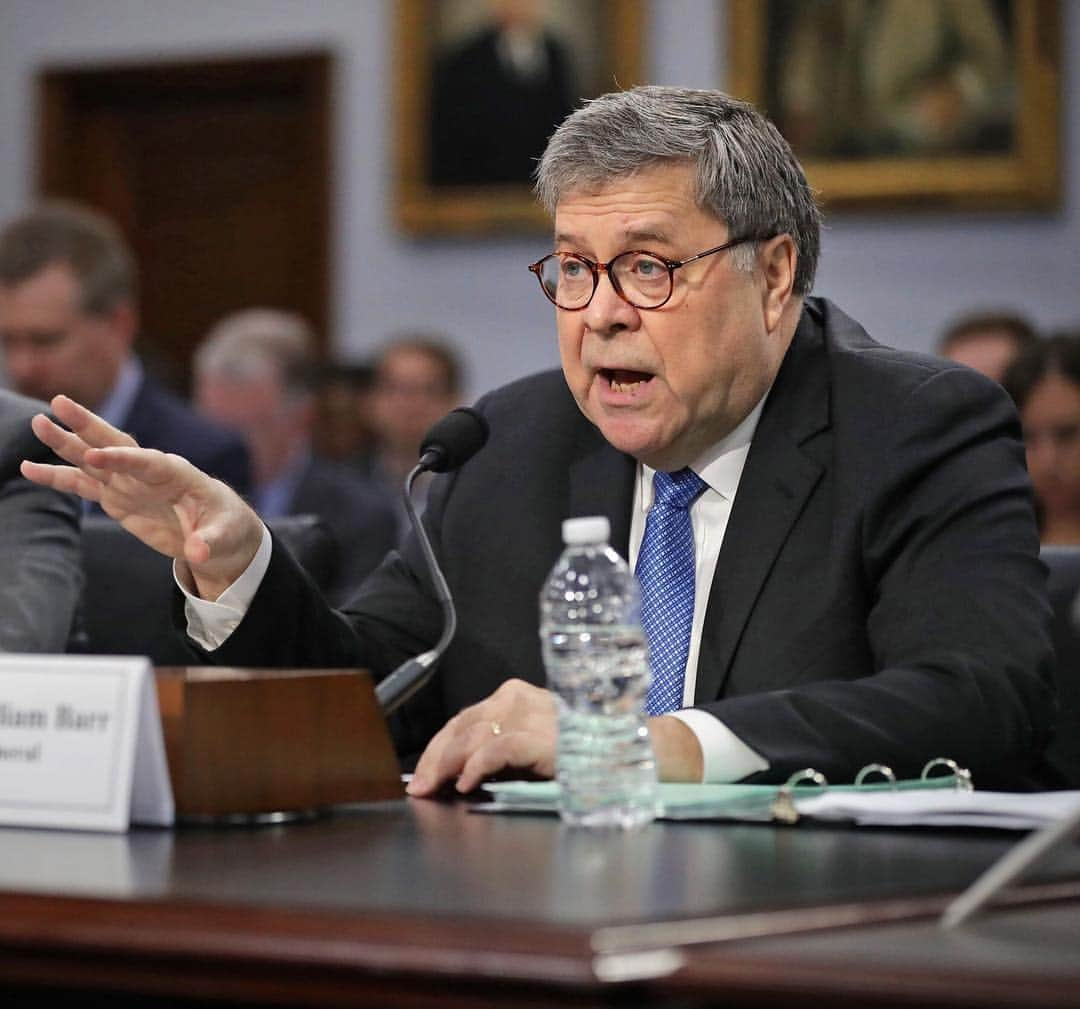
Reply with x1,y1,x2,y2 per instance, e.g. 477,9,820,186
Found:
537,251,672,310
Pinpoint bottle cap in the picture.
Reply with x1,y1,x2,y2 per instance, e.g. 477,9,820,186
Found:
562,516,610,545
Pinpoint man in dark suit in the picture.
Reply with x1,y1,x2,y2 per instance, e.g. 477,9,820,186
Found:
193,308,397,605
0,389,81,652
0,202,250,496
22,86,1054,791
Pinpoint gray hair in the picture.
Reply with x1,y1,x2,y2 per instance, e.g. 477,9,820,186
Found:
195,308,318,399
535,85,822,294
0,201,137,314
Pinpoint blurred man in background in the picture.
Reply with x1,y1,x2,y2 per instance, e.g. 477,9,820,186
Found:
0,202,251,498
194,308,397,604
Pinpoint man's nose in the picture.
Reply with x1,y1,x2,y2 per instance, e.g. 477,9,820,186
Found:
581,271,639,337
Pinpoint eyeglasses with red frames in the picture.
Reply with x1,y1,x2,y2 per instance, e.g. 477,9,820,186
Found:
528,235,767,311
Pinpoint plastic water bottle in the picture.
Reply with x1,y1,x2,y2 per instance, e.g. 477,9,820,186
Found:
539,516,659,829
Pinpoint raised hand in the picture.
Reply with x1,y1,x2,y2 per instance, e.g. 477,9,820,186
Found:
21,395,263,600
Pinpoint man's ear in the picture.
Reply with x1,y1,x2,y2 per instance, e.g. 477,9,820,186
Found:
759,234,797,333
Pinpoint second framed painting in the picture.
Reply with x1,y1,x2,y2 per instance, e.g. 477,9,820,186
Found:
395,0,644,235
728,0,1060,210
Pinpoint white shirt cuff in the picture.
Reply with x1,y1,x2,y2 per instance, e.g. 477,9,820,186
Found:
667,708,770,783
175,524,273,651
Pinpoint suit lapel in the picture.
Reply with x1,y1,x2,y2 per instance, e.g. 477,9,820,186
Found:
695,307,831,703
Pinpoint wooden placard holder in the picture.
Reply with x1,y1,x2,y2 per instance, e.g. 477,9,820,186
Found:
154,668,403,821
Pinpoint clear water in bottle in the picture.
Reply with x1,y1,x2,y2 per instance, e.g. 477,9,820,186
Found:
540,516,658,829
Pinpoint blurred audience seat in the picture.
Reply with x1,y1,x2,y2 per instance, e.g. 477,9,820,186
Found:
75,514,338,664
1042,545,1080,786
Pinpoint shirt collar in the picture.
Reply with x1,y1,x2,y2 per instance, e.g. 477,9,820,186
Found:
638,385,771,510
95,356,143,431
253,446,311,519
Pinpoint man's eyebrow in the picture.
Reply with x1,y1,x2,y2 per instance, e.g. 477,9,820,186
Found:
623,228,673,246
553,227,675,250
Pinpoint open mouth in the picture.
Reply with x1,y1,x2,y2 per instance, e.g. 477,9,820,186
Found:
601,368,653,394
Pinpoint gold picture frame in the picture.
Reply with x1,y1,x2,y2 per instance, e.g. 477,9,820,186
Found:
395,0,644,235
728,0,1060,210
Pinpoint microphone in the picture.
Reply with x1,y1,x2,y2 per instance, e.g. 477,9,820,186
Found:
375,407,489,714
417,407,489,473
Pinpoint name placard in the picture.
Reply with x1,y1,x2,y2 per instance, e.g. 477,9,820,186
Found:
0,655,174,832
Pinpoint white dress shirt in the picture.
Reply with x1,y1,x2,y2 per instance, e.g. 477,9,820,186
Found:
632,393,770,783
180,391,773,783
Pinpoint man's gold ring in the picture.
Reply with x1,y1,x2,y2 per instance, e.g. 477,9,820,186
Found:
490,720,503,737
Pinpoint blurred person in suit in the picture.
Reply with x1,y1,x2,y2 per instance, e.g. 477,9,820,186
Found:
1004,333,1080,545
193,309,397,605
938,310,1038,384
0,202,251,499
363,336,464,538
0,389,81,652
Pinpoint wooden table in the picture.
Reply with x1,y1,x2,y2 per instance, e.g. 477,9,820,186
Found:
0,798,1077,1007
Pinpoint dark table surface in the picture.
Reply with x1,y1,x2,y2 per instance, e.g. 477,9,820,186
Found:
0,797,1065,918
0,797,1078,1007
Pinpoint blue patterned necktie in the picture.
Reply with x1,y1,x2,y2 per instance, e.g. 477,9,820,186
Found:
637,468,708,715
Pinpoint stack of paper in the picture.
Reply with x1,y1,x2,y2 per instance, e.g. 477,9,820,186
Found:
795,789,1080,830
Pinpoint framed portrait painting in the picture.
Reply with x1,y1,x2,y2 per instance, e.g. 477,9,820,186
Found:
395,0,644,234
728,0,1060,210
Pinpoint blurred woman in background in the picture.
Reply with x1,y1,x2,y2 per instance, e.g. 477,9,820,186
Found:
1005,333,1080,544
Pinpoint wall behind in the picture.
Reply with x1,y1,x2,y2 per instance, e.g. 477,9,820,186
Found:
0,0,1075,400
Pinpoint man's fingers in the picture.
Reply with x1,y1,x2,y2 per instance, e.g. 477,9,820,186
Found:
428,718,505,792
30,413,108,480
82,445,181,484
408,726,510,798
408,714,464,795
20,459,104,502
49,395,138,449
456,732,553,794
29,399,258,595
407,685,559,797
408,706,498,796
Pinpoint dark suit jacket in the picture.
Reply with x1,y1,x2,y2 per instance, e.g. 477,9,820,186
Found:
0,390,82,652
200,298,1055,788
123,373,251,496
288,458,398,606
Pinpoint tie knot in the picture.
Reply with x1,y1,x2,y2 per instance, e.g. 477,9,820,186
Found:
652,468,707,511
